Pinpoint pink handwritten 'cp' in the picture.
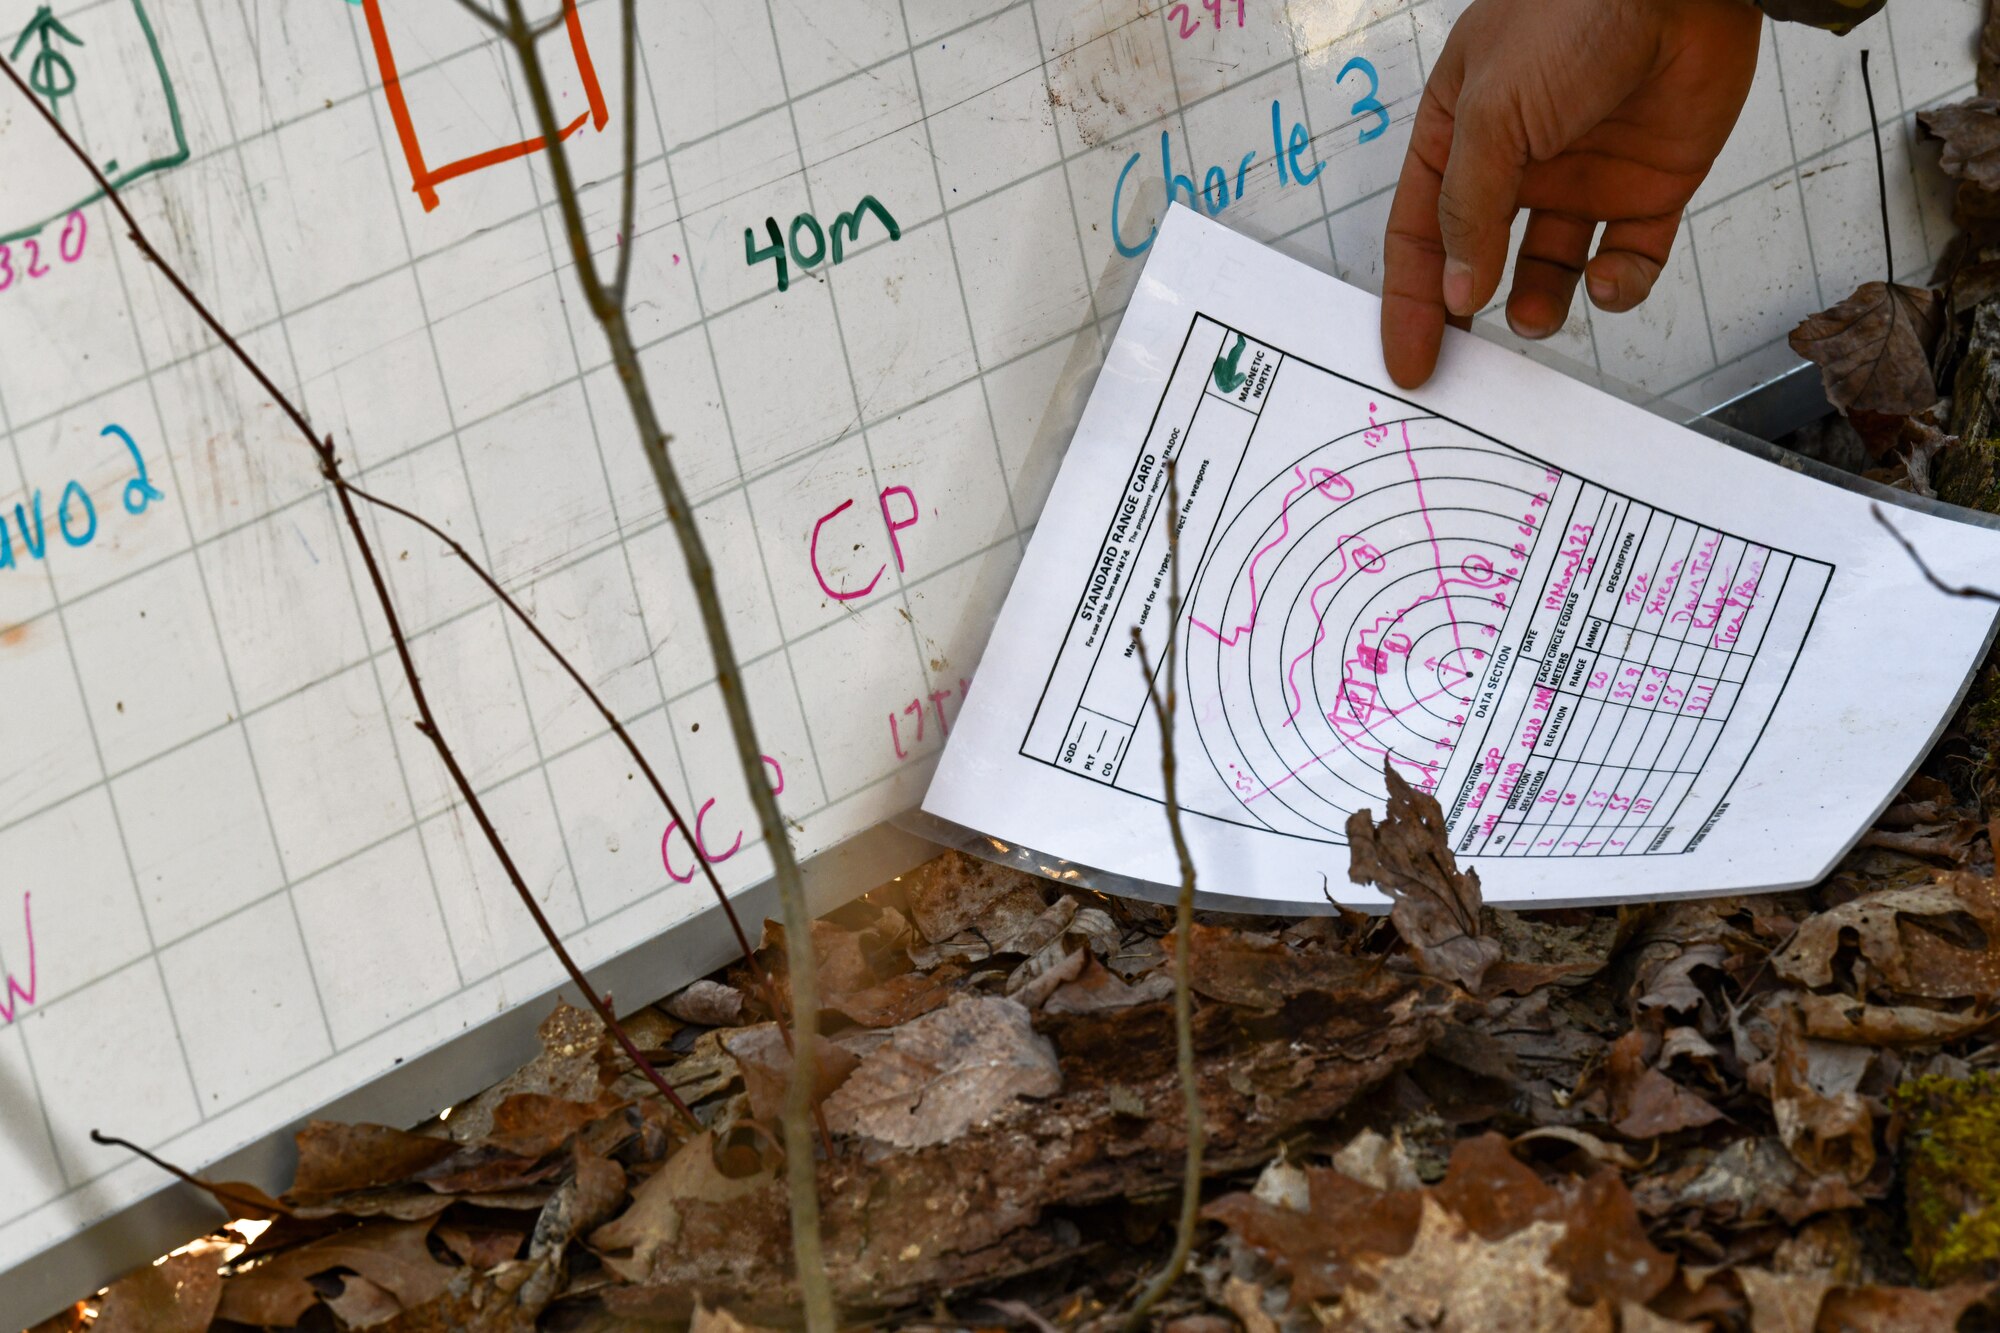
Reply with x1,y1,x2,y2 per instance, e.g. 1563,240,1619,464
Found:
661,758,786,884
811,486,922,600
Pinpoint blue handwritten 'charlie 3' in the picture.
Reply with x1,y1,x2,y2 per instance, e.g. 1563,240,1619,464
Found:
1110,66,1389,258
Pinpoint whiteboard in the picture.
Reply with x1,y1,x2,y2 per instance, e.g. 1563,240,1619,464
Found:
0,0,1978,1310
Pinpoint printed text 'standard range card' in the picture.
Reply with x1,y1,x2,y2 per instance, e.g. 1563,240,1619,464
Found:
928,207,2000,908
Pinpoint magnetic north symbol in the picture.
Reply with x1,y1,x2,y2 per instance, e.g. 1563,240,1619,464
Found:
12,7,84,111
1212,333,1249,395
359,0,609,213
0,0,189,245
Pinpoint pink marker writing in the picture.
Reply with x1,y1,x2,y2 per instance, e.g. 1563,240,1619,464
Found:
661,758,785,884
0,892,34,1026
810,485,925,601
889,677,971,759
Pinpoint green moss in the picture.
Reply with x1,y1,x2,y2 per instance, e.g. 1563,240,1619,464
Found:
1895,1071,2000,1284
1937,438,2000,515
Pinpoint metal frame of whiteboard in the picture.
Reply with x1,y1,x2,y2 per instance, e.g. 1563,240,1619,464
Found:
2,820,937,1329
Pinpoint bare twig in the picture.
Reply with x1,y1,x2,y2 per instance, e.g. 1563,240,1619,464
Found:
1126,457,1204,1328
484,5,833,1327
1860,50,1893,286
0,51,700,1128
88,1131,290,1220
1873,502,2000,601
342,480,833,1156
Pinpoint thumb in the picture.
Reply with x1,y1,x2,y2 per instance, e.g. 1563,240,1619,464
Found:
1435,95,1526,318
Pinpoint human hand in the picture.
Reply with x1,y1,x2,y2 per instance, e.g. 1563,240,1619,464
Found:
1380,0,1764,387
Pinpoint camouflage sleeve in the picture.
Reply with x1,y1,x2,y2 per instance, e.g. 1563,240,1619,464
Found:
1753,0,1887,34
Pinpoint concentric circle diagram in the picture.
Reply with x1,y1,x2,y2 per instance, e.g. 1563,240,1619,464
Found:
1183,413,1558,841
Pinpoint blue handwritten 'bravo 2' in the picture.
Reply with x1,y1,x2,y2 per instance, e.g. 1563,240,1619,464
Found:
0,423,160,571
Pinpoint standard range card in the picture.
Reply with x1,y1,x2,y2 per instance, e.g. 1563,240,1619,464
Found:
926,206,2000,909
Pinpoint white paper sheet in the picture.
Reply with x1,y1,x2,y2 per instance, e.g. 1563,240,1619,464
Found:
925,206,2000,909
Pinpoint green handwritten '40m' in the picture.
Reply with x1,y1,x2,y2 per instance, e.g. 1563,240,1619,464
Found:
745,196,900,294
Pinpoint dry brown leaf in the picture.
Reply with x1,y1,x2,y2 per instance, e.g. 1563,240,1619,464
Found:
1605,1031,1726,1140
1814,1280,1997,1332
1347,763,1500,990
1042,951,1175,1012
484,1088,628,1160
721,1023,861,1126
1210,1134,1669,1313
216,1219,452,1327
1921,99,2000,195
1788,283,1942,450
447,1003,616,1145
1544,1172,1677,1308
290,1121,457,1201
1512,1126,1646,1172
1221,1276,1283,1333
663,979,746,1027
436,1222,525,1269
828,966,957,1027
589,1131,774,1282
324,1274,402,1329
1178,921,1382,1009
1770,1023,1874,1185
1205,1167,1424,1304
1794,991,1994,1045
1618,1304,1701,1333
821,995,1060,1148
900,850,1049,943
1331,1197,1613,1332
93,1251,220,1333
1773,875,2000,1001
1735,1266,1830,1333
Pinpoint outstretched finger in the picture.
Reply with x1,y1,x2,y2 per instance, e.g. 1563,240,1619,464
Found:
1585,212,1681,313
1435,85,1529,320
1381,73,1459,388
1505,209,1594,340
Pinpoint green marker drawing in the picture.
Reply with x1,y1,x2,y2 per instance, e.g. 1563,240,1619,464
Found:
2,0,189,245
11,6,84,113
1212,332,1249,395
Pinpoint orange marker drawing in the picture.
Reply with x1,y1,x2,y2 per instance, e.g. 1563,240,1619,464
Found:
360,0,609,212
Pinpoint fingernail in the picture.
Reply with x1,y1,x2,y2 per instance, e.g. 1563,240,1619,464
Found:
1443,258,1474,316
1507,308,1555,340
1586,272,1616,307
